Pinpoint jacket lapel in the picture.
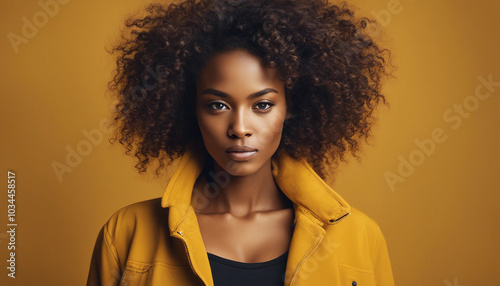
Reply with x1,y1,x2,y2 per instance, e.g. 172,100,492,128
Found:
271,150,349,285
283,208,326,284
161,145,351,286
161,145,214,286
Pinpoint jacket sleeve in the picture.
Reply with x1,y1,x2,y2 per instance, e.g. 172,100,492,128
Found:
86,223,123,286
373,226,395,286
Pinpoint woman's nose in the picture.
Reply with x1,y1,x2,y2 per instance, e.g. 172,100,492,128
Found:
228,109,253,138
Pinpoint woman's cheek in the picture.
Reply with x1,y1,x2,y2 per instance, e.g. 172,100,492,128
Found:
256,114,285,148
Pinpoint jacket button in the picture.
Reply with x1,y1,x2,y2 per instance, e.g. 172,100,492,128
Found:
352,281,357,286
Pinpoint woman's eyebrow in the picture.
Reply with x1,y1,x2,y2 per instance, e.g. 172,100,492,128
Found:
200,88,279,99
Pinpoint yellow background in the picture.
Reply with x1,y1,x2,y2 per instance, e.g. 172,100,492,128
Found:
1,0,499,285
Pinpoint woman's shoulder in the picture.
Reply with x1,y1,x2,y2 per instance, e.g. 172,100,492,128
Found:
325,205,388,246
108,197,165,218
344,206,384,231
323,205,392,276
101,198,168,238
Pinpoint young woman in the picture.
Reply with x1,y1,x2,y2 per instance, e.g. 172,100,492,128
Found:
87,0,395,285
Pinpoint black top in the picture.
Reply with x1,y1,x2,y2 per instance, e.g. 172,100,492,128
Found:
207,250,289,286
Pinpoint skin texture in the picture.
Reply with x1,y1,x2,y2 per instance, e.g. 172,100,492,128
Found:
193,49,294,263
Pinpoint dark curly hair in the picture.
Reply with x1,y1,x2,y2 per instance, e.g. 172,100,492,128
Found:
106,0,394,180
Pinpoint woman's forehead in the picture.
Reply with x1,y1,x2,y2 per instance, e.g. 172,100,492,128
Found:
197,49,279,86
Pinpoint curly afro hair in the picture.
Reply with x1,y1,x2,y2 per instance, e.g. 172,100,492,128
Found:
107,0,394,180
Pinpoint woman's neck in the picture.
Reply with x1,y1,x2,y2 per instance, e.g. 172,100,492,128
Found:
193,158,291,217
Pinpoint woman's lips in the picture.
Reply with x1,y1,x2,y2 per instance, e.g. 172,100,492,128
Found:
225,150,257,161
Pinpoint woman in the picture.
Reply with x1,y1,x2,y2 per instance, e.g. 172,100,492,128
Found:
87,0,395,285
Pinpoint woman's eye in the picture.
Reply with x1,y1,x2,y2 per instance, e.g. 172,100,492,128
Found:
255,102,274,110
208,102,228,110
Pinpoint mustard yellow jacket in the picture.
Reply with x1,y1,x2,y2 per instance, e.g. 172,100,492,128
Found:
87,146,395,285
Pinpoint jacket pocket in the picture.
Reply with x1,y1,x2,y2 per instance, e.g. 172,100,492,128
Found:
338,263,375,286
119,260,200,286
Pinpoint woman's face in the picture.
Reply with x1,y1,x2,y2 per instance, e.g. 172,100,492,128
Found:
195,49,288,176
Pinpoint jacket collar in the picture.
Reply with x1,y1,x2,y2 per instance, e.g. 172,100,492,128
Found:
161,144,351,227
